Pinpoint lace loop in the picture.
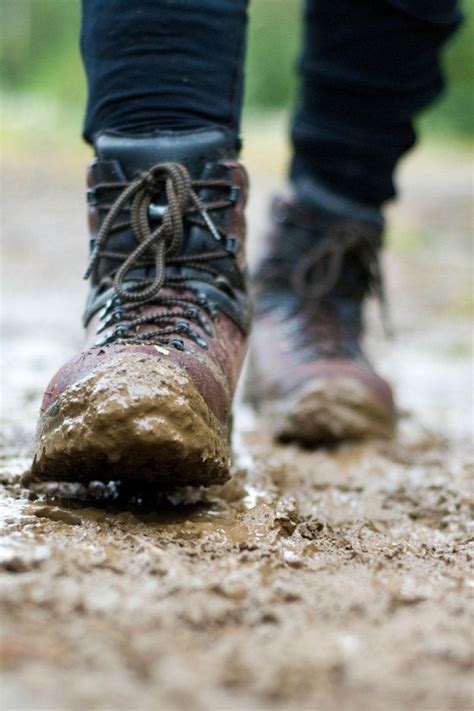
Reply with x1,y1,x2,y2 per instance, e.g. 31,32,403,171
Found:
84,162,235,348
291,222,392,336
85,162,203,302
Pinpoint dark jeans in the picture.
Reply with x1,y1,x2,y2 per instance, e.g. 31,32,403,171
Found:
81,0,461,207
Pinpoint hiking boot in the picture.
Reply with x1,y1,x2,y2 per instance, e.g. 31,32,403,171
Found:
248,193,396,444
32,128,251,487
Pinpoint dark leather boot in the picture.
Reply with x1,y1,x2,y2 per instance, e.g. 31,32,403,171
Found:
32,128,251,487
249,194,396,444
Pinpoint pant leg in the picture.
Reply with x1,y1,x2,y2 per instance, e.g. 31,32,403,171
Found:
291,0,462,207
81,0,248,144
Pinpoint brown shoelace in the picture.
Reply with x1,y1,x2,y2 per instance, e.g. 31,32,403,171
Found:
260,220,391,336
84,162,235,349
291,221,391,336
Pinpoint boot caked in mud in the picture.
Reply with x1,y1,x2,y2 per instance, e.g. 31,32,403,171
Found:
32,129,251,487
249,191,396,445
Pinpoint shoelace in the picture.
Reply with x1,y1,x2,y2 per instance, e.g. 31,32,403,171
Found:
84,162,236,349
291,221,392,336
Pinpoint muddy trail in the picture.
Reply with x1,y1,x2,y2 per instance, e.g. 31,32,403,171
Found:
1,132,473,710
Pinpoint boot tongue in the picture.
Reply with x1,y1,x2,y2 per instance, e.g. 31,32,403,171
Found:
89,127,238,292
94,127,237,179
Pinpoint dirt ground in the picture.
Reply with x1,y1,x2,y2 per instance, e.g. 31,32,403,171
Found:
1,124,473,710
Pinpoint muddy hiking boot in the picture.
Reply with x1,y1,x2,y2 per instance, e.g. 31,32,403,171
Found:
249,192,396,444
32,128,251,487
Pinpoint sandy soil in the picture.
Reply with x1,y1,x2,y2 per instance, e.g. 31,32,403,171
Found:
1,125,473,710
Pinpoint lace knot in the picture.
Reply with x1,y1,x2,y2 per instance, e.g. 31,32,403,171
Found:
290,221,392,337
82,160,236,349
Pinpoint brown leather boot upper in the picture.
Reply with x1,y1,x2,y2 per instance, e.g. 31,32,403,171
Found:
33,128,251,485
249,194,395,443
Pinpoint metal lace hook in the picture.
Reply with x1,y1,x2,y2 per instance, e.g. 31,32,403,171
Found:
200,207,221,241
188,190,221,241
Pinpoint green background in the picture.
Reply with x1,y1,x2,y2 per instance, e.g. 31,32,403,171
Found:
1,0,473,138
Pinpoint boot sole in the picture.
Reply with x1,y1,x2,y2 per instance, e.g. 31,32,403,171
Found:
261,376,396,445
31,353,231,488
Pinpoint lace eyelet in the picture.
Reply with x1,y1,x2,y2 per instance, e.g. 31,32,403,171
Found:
98,298,115,320
86,188,98,206
195,336,208,350
169,338,186,352
201,320,213,337
196,292,208,306
174,320,190,334
111,324,131,340
228,185,240,203
225,236,238,254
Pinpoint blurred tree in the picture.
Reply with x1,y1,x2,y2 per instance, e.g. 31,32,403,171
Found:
0,0,472,137
419,2,474,136
244,0,300,110
1,0,84,105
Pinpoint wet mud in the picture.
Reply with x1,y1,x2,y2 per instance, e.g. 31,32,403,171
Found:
261,374,396,444
2,415,473,711
32,352,230,487
1,135,473,710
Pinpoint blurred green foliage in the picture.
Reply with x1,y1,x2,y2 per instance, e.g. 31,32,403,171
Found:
245,0,300,110
1,0,84,104
1,0,473,137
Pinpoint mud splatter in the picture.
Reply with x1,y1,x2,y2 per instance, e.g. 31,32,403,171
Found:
32,353,231,487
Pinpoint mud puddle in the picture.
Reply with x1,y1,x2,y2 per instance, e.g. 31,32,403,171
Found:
1,408,473,711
